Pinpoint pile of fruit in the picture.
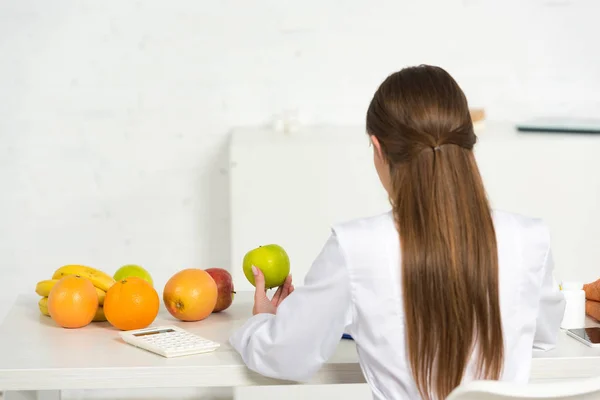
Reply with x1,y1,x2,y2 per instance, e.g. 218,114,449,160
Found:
34,243,291,331
36,265,115,326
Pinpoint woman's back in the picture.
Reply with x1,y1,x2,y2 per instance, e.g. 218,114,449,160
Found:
334,209,565,399
230,65,565,399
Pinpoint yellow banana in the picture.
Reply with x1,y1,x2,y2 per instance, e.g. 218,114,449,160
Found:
39,296,106,322
38,297,50,317
52,265,116,292
95,287,106,305
93,306,107,322
35,279,59,296
36,278,106,305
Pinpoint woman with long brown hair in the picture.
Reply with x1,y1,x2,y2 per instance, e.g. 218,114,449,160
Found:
230,65,566,399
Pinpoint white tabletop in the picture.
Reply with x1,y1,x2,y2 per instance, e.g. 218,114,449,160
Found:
0,292,363,391
0,292,599,392
531,317,600,381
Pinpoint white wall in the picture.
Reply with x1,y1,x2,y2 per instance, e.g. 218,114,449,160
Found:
1,0,600,398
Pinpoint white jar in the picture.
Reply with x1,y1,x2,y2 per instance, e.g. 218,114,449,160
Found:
560,281,586,329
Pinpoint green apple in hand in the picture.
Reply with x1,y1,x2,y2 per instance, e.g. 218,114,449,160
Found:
243,244,290,289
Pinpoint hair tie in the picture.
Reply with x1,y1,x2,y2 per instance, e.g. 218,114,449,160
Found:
433,146,441,152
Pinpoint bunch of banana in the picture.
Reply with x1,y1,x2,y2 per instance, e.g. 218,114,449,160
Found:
52,264,115,292
36,279,106,305
38,297,106,322
35,264,116,322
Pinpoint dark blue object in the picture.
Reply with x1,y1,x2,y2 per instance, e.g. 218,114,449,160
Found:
342,333,354,340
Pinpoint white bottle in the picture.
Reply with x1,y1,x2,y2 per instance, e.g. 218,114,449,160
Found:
560,281,586,329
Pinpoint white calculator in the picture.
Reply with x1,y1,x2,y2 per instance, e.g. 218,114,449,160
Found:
119,325,220,358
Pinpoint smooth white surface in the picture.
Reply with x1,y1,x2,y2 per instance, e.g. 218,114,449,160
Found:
448,376,600,400
230,122,600,291
0,292,363,392
234,384,373,400
560,290,587,329
61,387,234,400
0,291,599,394
530,318,600,382
4,391,61,400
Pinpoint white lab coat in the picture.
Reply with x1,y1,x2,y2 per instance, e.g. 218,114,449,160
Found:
229,209,566,399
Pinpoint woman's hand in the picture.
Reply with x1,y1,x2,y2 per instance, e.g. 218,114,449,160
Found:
251,265,294,315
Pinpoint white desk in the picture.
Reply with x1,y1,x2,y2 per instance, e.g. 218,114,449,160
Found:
0,292,362,400
1,292,599,399
531,317,600,381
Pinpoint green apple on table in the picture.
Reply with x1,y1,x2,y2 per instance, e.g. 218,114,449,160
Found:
113,264,154,286
243,244,290,289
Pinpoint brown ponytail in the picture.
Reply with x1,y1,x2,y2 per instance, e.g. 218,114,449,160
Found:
366,65,503,400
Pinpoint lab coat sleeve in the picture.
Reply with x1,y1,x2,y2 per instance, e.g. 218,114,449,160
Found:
533,247,566,351
229,231,353,382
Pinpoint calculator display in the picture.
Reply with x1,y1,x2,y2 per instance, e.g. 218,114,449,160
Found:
133,328,175,337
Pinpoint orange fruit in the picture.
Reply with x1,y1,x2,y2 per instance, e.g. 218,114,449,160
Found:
47,275,99,329
103,277,159,331
163,268,218,321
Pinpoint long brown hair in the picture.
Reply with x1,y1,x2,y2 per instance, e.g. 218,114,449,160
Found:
366,65,503,399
